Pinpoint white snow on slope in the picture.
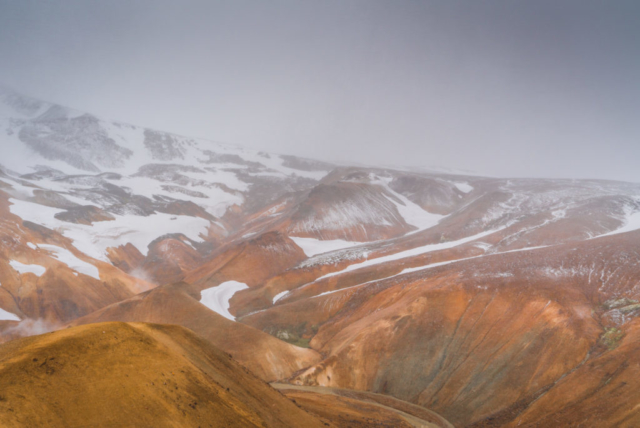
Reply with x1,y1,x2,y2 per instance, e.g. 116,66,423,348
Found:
0,307,20,321
317,227,505,281
293,176,445,238
453,182,474,193
382,192,444,232
243,153,328,181
2,89,329,188
273,290,289,304
278,227,506,303
199,281,249,321
289,236,363,257
291,194,396,235
115,175,243,218
0,118,91,176
9,260,46,277
38,244,100,280
372,174,444,233
311,245,550,300
8,198,210,261
1,176,41,198
90,121,330,180
597,204,640,238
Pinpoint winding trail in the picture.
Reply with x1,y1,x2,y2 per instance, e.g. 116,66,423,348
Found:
271,383,454,428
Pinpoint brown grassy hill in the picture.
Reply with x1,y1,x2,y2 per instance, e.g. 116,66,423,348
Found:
0,322,328,428
68,284,321,382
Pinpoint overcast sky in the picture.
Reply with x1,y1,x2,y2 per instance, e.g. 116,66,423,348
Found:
1,0,639,181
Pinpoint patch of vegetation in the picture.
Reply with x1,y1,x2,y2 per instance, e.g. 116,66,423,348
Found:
273,322,314,348
602,298,638,311
600,327,625,350
287,337,311,348
619,303,640,314
275,331,311,348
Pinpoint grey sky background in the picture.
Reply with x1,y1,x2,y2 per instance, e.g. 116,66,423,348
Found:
1,0,639,181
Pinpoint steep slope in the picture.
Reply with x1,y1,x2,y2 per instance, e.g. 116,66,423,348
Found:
0,322,327,428
0,191,154,330
68,284,321,382
243,231,640,426
186,231,307,289
500,317,640,428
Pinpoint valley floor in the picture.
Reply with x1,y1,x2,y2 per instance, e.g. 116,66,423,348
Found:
272,383,454,428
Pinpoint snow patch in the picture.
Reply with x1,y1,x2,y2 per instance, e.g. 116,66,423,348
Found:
0,307,20,321
382,191,444,233
273,290,288,304
309,245,551,300
318,227,505,280
289,236,363,257
372,174,445,233
9,198,210,261
599,204,640,238
116,173,244,218
453,182,474,193
9,260,46,277
38,244,100,280
199,281,249,321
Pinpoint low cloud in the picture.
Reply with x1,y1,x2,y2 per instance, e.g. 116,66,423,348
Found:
3,318,61,340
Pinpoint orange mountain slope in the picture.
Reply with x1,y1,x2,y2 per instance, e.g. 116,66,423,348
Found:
67,284,321,382
0,322,328,428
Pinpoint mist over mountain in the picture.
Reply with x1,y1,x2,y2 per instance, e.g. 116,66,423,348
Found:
1,1,639,182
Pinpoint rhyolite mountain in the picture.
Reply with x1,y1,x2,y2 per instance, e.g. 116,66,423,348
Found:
1,85,640,427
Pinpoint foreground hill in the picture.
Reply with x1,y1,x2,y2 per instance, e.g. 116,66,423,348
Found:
0,322,327,428
68,285,321,382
